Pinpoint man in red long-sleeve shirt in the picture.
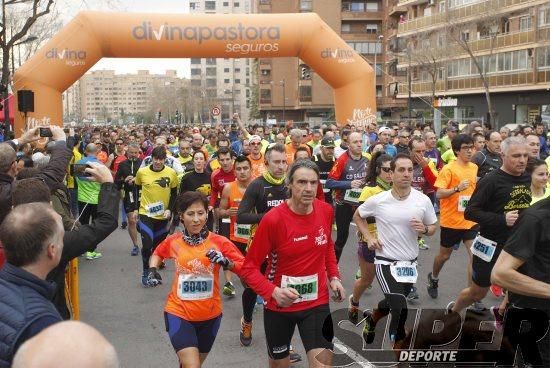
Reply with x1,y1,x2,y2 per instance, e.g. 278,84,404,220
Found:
241,159,345,368
210,147,237,296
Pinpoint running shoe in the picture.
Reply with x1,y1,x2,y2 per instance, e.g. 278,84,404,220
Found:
427,272,439,299
348,295,359,324
418,238,430,250
141,271,148,287
355,268,361,280
130,245,139,256
490,306,504,332
85,251,102,260
361,309,376,344
406,286,419,301
240,317,253,346
121,221,127,229
223,281,236,297
289,347,302,364
469,301,487,314
490,284,503,298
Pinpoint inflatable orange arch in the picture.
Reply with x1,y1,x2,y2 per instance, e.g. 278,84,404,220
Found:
13,11,376,135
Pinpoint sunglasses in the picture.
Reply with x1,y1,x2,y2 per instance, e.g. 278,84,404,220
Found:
250,142,261,146
381,167,391,172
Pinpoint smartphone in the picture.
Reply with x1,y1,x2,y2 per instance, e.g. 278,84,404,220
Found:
39,127,53,137
71,163,91,177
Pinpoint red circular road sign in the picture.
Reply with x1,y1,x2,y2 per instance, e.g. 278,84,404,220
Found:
211,106,221,116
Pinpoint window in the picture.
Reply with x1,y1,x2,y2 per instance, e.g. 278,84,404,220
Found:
260,89,271,102
439,1,446,12
350,2,365,12
538,46,550,69
224,68,230,72
235,68,241,73
347,41,382,54
438,67,445,79
342,24,351,33
206,58,216,65
261,69,271,76
246,78,250,85
299,86,312,102
191,80,202,86
190,2,198,10
519,16,532,31
206,67,216,76
376,86,382,97
191,58,201,64
539,7,550,26
300,0,312,11
224,78,230,83
374,63,382,76
366,2,379,11
366,24,378,34
460,31,470,42
235,89,241,94
234,2,240,7
206,79,216,87
223,1,229,5
235,79,241,83
191,68,201,76
437,34,446,47
205,1,216,10
206,89,217,98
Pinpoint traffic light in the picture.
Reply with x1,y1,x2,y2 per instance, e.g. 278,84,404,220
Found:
300,66,311,80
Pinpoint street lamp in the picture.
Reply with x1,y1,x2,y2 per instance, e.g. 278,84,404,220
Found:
373,35,383,92
402,48,412,120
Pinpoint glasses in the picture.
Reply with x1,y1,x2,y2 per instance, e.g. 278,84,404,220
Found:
380,167,391,172
250,142,261,146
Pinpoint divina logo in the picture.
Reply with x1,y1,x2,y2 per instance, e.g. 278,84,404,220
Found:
320,48,355,64
46,48,86,67
132,22,281,44
46,48,87,60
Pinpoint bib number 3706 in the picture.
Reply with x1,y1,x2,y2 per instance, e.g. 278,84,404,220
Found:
390,261,418,283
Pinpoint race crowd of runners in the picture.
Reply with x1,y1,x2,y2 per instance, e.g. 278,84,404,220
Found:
0,113,549,367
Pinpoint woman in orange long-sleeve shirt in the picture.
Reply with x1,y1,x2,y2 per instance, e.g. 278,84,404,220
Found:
146,191,244,367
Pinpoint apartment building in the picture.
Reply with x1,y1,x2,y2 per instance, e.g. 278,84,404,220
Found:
256,0,406,123
79,70,187,123
63,83,81,122
396,0,550,126
189,0,253,122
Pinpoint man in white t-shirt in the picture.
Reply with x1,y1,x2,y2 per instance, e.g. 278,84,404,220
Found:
353,153,438,347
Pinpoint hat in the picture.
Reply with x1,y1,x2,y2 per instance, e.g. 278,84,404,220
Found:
192,127,200,133
249,135,262,143
378,126,391,134
321,138,335,147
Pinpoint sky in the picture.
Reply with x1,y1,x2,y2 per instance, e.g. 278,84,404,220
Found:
57,0,191,78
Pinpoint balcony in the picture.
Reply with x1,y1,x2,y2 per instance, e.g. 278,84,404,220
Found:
398,0,541,35
378,96,408,108
388,3,408,16
398,0,429,6
341,11,383,20
397,70,550,96
341,32,381,41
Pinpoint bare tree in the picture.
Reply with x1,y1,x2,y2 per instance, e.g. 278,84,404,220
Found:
1,0,55,134
446,5,502,125
408,31,449,118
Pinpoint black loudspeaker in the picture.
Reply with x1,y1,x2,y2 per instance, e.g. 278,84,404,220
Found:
17,90,34,113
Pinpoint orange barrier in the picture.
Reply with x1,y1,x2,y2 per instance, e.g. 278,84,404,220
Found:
64,258,80,320
13,11,376,135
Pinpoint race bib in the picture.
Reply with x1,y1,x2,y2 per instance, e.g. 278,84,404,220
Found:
234,224,251,240
177,273,213,301
471,235,497,262
458,195,470,212
145,201,164,216
281,274,318,303
320,179,330,193
390,261,418,283
344,189,362,203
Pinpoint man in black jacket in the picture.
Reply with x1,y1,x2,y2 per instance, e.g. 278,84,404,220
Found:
11,163,118,319
0,203,65,367
115,143,142,256
0,126,72,224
